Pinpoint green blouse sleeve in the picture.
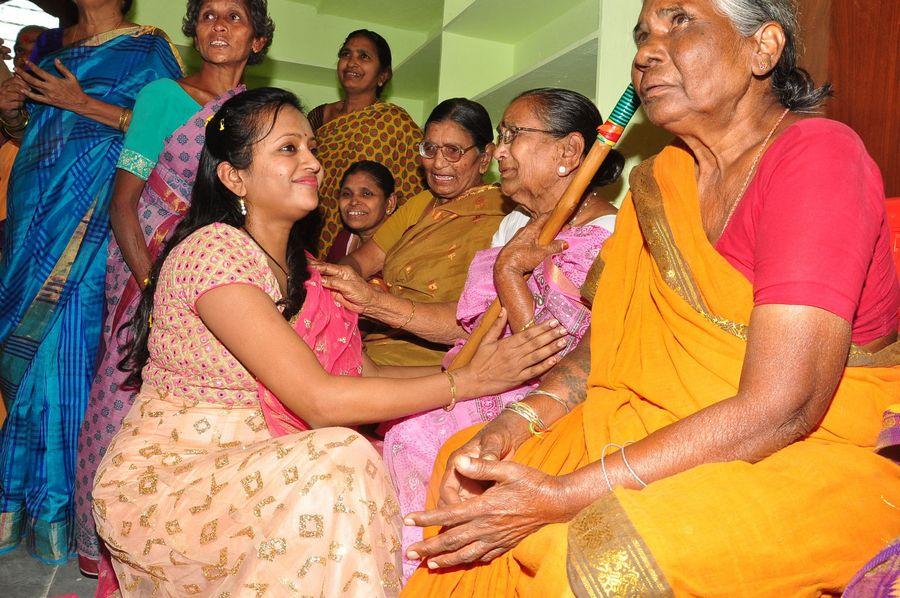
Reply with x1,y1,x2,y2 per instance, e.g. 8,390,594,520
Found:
116,79,199,180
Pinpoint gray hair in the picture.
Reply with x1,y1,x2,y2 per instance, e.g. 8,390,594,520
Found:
713,0,831,112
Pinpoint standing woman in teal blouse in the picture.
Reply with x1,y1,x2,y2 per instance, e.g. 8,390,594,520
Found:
73,0,274,577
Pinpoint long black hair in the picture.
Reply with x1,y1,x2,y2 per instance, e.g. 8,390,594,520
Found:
120,87,314,389
515,88,625,188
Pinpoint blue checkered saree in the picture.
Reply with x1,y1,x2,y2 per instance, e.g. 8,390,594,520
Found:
0,26,183,564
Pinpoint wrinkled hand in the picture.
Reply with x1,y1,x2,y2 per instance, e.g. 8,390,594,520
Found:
495,212,567,278
436,410,532,506
16,58,89,113
461,309,566,399
0,74,27,116
405,457,569,568
314,261,382,314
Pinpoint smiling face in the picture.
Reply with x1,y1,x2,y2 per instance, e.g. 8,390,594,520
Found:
228,106,323,225
420,120,490,201
493,97,563,212
193,0,265,67
338,171,395,236
337,35,387,95
631,0,755,134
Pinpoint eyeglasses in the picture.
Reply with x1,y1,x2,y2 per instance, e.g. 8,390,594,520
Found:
417,141,477,163
495,125,558,145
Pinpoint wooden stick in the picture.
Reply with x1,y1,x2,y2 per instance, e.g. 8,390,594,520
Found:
449,84,641,370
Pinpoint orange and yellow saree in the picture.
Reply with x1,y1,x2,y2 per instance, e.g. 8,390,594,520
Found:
403,145,900,597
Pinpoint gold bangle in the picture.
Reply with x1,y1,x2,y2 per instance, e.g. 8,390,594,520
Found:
397,299,416,329
503,401,547,437
520,317,536,332
117,108,132,133
525,389,570,413
443,369,457,411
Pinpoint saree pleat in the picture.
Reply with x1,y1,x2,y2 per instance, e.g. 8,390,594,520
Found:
0,26,183,563
403,145,900,597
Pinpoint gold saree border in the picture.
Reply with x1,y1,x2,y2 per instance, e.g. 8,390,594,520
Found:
629,156,899,368
567,493,672,598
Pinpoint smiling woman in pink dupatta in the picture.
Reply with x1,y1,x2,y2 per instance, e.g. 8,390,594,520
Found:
74,0,273,577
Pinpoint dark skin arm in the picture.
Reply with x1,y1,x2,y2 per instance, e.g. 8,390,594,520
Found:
17,59,129,130
493,214,566,331
316,261,466,344
406,304,851,568
339,237,386,278
108,170,151,287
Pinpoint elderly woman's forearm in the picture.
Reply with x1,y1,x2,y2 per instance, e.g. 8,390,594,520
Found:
494,269,535,332
366,293,465,344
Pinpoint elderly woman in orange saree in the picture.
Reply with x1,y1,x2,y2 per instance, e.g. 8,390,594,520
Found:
401,1,900,596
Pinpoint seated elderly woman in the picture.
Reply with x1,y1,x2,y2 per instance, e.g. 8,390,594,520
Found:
401,1,900,596
325,160,398,262
368,87,622,582
331,98,511,366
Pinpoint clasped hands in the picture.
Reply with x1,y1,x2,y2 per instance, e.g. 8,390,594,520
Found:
402,412,576,570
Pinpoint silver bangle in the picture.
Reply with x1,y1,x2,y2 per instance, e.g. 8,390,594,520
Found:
600,442,618,491
524,389,570,413
620,442,647,488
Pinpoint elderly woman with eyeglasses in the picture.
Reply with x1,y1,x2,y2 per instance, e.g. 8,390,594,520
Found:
319,98,511,367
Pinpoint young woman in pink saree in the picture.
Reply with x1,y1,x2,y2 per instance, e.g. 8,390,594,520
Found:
93,88,565,596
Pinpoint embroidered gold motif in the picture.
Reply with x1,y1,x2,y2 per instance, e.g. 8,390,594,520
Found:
306,437,325,461
364,459,379,479
381,562,400,592
253,496,275,517
297,556,325,578
215,454,229,469
193,418,211,434
334,493,355,514
189,494,212,514
328,541,346,562
121,521,132,537
282,466,299,485
244,410,266,432
354,525,372,553
183,584,202,595
165,520,182,535
244,583,269,598
566,493,672,597
142,538,165,556
299,473,331,496
138,444,162,458
336,465,355,492
342,572,370,592
257,538,287,561
325,434,359,449
139,504,157,528
241,471,263,498
161,453,183,466
229,526,255,540
200,520,218,544
359,499,377,525
298,514,324,538
93,498,107,520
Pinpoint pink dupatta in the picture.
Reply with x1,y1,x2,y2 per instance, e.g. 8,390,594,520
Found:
257,265,364,436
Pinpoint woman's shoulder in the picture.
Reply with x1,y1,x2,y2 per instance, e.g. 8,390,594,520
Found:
135,77,186,101
776,117,866,149
173,223,253,261
377,102,420,124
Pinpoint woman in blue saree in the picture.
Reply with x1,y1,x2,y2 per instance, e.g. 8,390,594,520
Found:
0,0,183,564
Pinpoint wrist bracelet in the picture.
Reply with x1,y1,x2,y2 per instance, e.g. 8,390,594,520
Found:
443,369,457,411
503,401,546,437
525,389,570,413
397,298,416,329
117,108,132,133
520,317,536,332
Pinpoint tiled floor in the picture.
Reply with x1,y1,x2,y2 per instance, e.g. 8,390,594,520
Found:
0,546,97,597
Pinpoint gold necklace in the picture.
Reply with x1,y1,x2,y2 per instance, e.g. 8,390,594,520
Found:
717,107,790,239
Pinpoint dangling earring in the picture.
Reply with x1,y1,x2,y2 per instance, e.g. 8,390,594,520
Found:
239,197,247,216
558,165,567,175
